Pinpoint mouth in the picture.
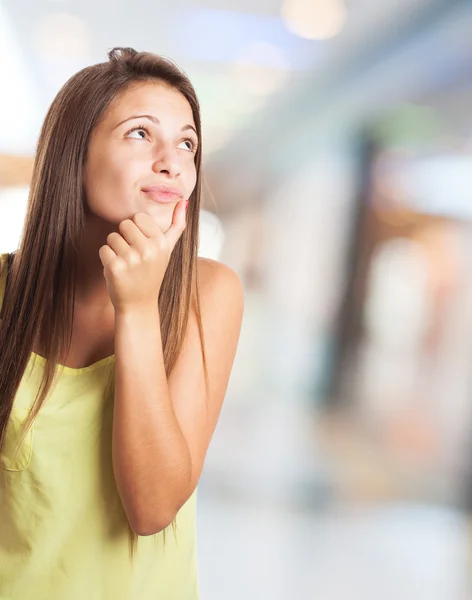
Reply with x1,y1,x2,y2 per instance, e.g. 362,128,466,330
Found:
141,186,183,204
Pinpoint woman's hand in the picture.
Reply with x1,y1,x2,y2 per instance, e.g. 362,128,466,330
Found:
98,199,187,313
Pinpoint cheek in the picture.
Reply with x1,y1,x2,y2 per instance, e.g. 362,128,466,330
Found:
84,152,134,215
185,166,197,197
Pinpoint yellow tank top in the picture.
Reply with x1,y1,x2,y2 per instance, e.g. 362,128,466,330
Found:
0,253,200,599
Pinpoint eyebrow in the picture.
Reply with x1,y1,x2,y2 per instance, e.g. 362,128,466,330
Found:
114,114,198,138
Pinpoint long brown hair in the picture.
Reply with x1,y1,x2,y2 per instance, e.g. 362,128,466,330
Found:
0,47,208,555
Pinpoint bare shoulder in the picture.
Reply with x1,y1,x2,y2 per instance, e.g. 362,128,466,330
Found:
167,260,244,500
196,257,244,305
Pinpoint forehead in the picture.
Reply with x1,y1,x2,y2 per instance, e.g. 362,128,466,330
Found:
105,82,195,127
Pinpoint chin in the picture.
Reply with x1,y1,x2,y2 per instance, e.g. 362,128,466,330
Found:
149,213,173,232
142,203,173,225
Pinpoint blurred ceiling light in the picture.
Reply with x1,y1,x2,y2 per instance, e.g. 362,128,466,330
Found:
34,13,91,61
232,42,290,96
173,9,326,71
281,0,347,40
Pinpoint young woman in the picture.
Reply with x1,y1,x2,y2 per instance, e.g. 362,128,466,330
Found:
0,47,244,599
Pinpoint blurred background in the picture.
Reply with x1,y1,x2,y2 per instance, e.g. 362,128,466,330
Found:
2,0,472,598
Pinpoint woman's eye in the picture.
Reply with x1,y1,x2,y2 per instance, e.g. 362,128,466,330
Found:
178,139,196,152
126,127,148,140
125,127,196,151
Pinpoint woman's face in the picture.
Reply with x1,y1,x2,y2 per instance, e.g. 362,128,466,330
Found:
83,81,199,232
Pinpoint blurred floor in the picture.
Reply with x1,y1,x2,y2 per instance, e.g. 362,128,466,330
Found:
196,399,472,600
197,489,470,600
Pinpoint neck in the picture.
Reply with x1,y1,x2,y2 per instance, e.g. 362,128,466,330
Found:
74,213,116,310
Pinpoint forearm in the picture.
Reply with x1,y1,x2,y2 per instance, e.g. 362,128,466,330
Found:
112,308,192,535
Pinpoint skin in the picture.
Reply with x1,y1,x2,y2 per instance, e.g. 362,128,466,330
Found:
74,80,244,534
79,81,198,309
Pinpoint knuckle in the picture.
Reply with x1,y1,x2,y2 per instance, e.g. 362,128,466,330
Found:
142,246,156,261
156,237,167,252
109,258,123,274
128,249,141,264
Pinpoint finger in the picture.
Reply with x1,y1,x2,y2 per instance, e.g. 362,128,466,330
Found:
131,213,162,239
164,200,187,249
98,244,116,268
106,231,131,257
118,218,149,252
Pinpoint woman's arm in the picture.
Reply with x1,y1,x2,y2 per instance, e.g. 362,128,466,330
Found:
113,257,244,536
113,305,191,536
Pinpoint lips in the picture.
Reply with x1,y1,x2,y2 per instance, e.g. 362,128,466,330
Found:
142,185,183,204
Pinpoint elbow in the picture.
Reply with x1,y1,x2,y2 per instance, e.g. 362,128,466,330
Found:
122,478,192,536
128,511,176,537
130,523,167,537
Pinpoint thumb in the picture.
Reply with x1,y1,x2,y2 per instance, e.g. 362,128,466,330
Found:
164,199,187,249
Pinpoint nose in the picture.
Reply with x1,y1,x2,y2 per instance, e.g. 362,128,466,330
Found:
151,144,182,178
